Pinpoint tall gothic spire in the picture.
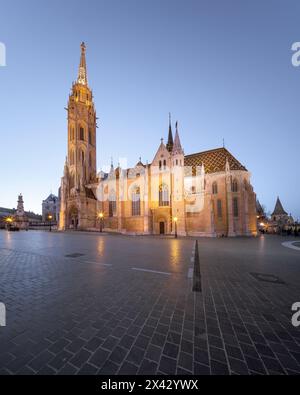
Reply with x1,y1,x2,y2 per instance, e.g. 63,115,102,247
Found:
77,42,88,85
166,113,174,152
172,121,183,155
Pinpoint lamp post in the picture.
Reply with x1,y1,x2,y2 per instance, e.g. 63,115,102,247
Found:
48,214,53,232
6,217,13,230
98,212,104,233
174,216,178,239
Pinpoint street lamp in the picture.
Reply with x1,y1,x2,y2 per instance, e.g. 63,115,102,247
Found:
173,216,178,238
48,214,53,232
98,212,104,232
6,217,13,230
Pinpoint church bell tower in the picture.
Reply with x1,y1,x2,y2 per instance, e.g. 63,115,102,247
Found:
67,42,97,190
59,42,98,230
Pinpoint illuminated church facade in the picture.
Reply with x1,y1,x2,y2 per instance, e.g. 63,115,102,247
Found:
59,43,258,237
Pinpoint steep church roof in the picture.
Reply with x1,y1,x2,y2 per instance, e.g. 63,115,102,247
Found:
184,147,247,174
172,122,184,155
271,197,287,216
166,113,174,152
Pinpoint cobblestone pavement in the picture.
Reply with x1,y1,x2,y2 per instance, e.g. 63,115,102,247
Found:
0,230,299,375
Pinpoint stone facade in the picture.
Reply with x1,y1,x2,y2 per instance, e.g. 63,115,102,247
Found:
42,193,60,222
59,43,257,237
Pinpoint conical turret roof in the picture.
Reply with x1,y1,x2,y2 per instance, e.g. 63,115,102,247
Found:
271,197,287,216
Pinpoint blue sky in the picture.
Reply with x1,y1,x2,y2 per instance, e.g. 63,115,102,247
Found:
0,0,299,218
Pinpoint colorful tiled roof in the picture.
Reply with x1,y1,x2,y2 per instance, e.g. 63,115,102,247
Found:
184,147,247,174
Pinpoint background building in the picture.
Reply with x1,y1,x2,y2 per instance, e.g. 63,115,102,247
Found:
42,193,60,222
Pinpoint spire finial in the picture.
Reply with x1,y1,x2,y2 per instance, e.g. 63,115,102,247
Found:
77,42,88,85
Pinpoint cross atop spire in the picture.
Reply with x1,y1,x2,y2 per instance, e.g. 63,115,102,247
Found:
166,112,174,152
77,42,88,85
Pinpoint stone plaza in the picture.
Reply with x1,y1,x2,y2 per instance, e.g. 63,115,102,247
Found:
0,230,299,375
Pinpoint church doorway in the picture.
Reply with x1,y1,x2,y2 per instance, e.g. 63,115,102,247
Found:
159,221,165,235
68,207,78,229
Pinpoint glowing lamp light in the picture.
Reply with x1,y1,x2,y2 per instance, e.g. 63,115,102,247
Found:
98,212,104,219
259,222,265,227
6,217,13,223
173,217,178,222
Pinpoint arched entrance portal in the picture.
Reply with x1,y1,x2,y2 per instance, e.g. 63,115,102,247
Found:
68,206,79,229
159,221,165,235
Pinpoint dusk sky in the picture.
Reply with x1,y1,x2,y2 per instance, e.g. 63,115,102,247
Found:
0,0,299,218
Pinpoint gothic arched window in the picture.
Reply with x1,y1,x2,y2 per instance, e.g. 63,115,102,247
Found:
132,186,141,216
109,190,116,217
79,126,85,141
212,181,218,195
233,197,239,217
217,199,222,218
163,159,166,170
88,129,92,145
80,150,84,165
232,179,238,192
159,160,162,171
159,184,169,206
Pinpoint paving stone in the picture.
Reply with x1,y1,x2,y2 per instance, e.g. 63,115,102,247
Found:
98,360,119,375
229,357,249,375
65,338,85,354
194,348,209,365
181,339,193,354
28,350,55,372
119,361,138,374
58,362,78,375
69,348,92,368
84,337,103,352
151,333,166,347
162,342,179,359
145,344,162,363
261,356,285,374
138,359,158,375
126,346,145,366
109,346,128,365
178,351,193,372
166,331,181,345
244,356,267,374
77,363,98,375
209,346,227,364
134,335,151,350
49,350,73,370
101,336,119,351
89,348,110,368
193,362,210,375
159,355,177,375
